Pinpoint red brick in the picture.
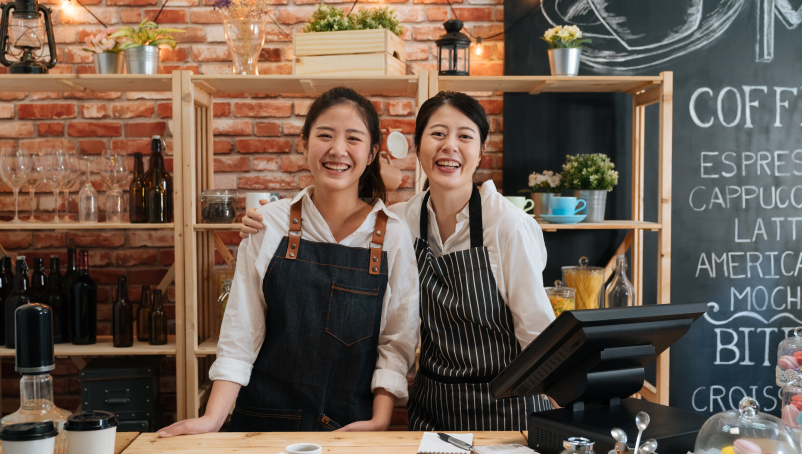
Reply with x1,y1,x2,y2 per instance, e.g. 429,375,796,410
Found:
64,47,94,64
213,102,231,117
159,47,189,62
280,155,309,172
478,99,503,114
238,175,297,189
278,7,316,24
233,101,292,118
260,47,282,62
107,0,156,5
0,232,32,249
113,250,158,266
110,102,155,119
76,65,95,74
299,174,315,188
110,139,150,154
255,121,280,136
236,138,292,153
120,8,141,22
125,121,167,137
67,232,125,248
0,122,34,138
485,137,502,152
453,7,493,20
191,45,230,62
174,26,206,43
390,5,424,21
470,61,504,76
59,7,118,24
214,139,233,154
479,154,494,168
253,157,279,171
216,231,242,245
67,121,122,137
128,269,168,285
144,9,188,23
18,138,74,153
160,250,175,266
33,232,66,248
386,101,414,116
18,103,76,119
38,123,65,136
0,105,12,119
495,8,504,20
157,102,173,118
427,6,448,20
88,251,112,267
129,231,174,247
473,24,503,40
213,120,251,136
214,156,250,172
294,100,313,116
78,138,105,155
380,119,415,134
255,63,292,75
190,8,223,23
80,103,107,119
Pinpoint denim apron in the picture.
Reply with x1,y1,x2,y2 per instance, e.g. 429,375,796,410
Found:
228,199,389,432
408,186,551,431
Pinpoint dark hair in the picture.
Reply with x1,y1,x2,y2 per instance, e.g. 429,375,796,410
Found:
414,91,490,154
301,87,386,203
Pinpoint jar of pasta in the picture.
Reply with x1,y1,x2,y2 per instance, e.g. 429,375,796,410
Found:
545,280,576,317
562,257,605,310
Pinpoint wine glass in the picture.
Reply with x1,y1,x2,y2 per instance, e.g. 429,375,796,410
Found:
60,151,81,223
41,149,72,223
25,151,45,223
0,148,31,223
77,156,98,223
100,150,127,223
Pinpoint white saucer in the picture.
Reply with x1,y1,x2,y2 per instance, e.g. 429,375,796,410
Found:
540,214,587,224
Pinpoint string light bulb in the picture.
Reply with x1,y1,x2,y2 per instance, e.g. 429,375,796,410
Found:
475,37,483,56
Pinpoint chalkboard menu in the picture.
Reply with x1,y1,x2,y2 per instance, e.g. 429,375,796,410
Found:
504,0,802,416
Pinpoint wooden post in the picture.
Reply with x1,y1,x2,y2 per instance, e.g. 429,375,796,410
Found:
631,96,646,308
656,71,673,405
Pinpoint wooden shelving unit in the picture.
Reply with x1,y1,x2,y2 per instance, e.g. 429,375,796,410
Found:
0,74,187,420
428,72,674,404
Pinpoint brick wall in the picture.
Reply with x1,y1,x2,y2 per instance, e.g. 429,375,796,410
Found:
0,0,505,430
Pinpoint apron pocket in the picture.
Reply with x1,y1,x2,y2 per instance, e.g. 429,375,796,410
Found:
314,414,343,431
229,405,302,432
326,283,380,346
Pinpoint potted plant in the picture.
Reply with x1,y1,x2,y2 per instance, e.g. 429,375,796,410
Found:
109,19,184,75
541,25,590,76
83,28,124,74
519,170,561,219
212,0,273,75
294,6,406,76
561,154,619,223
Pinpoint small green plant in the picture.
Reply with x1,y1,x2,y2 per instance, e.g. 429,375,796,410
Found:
109,19,185,50
303,5,404,36
561,154,619,191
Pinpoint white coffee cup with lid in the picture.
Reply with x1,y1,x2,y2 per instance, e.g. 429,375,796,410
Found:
0,421,58,454
65,410,118,454
245,192,280,210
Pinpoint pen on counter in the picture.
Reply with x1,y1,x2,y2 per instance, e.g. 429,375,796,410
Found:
437,433,474,452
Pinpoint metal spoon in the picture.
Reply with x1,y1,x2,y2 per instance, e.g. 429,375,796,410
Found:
611,428,628,454
633,412,650,454
638,439,657,454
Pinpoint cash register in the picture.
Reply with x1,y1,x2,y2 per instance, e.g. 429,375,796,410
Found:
491,303,709,454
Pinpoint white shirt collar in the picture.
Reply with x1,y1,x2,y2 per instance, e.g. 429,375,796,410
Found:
291,185,400,222
426,180,499,222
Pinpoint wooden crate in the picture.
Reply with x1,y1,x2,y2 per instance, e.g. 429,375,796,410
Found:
293,29,406,76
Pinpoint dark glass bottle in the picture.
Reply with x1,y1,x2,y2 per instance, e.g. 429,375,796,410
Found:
136,284,151,342
129,152,147,223
149,289,167,345
71,250,97,345
112,276,133,348
63,245,80,303
5,257,30,349
30,258,47,304
0,255,11,345
143,136,173,223
42,256,70,344
2,255,13,283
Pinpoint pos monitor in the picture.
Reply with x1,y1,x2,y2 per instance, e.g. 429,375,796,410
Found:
490,302,709,454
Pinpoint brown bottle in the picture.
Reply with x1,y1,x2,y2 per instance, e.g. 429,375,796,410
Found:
71,250,97,345
112,276,133,348
143,136,173,223
136,284,151,342
149,289,167,345
129,152,147,223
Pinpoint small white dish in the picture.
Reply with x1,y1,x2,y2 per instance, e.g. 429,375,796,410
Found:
540,214,587,224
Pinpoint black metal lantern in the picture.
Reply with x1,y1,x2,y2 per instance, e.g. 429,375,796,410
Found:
435,20,470,76
0,0,57,74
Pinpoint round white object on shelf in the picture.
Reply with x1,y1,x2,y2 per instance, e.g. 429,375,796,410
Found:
387,131,408,159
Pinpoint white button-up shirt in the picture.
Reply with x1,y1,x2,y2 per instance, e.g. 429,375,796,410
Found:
389,180,555,348
209,186,420,402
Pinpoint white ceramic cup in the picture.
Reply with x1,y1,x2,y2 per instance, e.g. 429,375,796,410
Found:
245,192,280,209
66,426,116,454
387,131,409,159
283,443,323,454
504,196,535,213
1,437,56,454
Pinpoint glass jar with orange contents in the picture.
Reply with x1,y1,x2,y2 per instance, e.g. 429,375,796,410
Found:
545,280,575,317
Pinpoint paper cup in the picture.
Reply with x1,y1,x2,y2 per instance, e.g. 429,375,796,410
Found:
0,422,58,454
64,410,118,454
245,192,280,209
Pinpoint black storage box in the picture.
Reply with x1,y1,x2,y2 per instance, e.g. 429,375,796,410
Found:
79,357,162,431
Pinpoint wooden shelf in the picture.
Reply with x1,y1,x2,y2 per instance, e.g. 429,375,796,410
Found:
437,75,663,94
191,75,420,96
537,220,662,232
196,337,217,356
193,223,242,231
0,336,177,358
0,222,174,230
0,74,172,93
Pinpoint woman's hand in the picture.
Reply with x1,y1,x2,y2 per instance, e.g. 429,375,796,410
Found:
336,418,391,432
335,388,395,432
157,416,223,437
239,200,269,239
158,380,241,437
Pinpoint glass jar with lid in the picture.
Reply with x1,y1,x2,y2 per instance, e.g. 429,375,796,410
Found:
781,371,802,440
562,257,605,310
200,190,238,224
693,396,801,454
778,327,802,387
545,280,576,317
560,437,594,454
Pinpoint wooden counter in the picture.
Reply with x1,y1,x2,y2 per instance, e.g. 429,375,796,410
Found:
0,432,138,454
122,432,529,453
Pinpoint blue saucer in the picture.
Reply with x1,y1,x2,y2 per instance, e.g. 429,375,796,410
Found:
540,214,586,224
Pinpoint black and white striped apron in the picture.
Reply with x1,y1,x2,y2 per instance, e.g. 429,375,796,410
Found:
407,186,551,431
